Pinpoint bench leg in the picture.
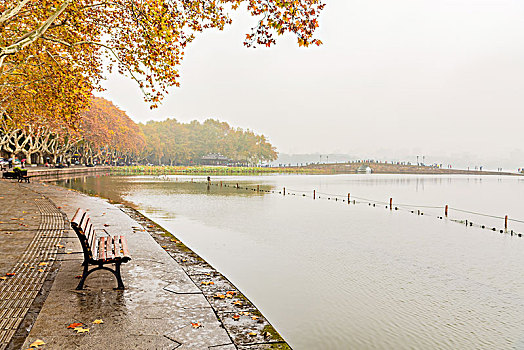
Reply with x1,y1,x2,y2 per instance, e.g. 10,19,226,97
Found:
76,263,125,290
114,262,124,290
76,263,90,290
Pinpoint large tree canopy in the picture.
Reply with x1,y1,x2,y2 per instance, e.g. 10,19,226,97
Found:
0,0,325,128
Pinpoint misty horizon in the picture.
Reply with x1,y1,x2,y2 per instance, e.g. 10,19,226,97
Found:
97,0,524,169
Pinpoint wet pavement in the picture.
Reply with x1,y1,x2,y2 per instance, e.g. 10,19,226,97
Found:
0,178,289,349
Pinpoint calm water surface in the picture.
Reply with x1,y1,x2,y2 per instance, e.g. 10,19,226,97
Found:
56,174,524,349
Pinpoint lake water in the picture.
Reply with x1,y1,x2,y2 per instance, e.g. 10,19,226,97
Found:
55,174,524,349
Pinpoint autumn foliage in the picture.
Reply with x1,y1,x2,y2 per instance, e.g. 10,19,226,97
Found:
1,0,325,131
0,97,277,166
140,118,278,165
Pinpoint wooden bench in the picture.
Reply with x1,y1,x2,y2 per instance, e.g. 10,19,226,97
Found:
71,208,131,290
2,169,30,182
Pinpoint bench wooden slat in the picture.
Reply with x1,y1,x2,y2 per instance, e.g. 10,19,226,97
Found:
99,236,106,261
120,236,130,259
71,209,86,228
85,223,93,243
89,228,97,255
106,236,115,260
113,236,121,259
80,217,90,234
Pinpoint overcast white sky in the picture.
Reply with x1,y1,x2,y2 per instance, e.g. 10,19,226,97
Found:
98,0,524,168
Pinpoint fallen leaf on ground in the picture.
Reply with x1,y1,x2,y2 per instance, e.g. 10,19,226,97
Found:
67,323,83,329
0,277,7,280
239,312,250,316
92,319,104,324
74,327,89,333
191,322,202,328
74,275,82,279
213,294,225,299
251,316,259,320
38,262,48,266
6,273,15,276
103,224,110,227
233,301,242,306
29,339,45,347
200,281,214,285
56,244,64,248
226,291,237,296
232,314,240,321
248,332,257,336
38,269,44,273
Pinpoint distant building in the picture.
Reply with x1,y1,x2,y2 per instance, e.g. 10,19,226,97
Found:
356,164,372,174
200,153,230,166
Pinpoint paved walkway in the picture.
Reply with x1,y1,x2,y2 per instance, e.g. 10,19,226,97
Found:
0,179,289,349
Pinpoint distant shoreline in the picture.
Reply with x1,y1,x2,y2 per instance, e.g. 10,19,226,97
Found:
302,162,522,176
109,163,522,176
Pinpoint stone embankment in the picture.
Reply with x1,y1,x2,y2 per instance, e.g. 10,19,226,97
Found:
27,166,110,178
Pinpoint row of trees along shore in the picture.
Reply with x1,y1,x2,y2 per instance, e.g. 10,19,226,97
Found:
0,97,278,165
0,1,323,160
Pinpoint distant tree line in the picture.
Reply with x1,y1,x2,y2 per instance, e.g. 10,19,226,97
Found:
140,119,277,165
0,97,277,165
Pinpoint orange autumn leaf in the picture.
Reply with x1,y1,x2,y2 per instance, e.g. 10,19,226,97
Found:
67,323,83,329
191,322,202,328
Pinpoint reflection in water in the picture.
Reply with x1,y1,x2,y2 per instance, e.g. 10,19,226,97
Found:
56,174,524,349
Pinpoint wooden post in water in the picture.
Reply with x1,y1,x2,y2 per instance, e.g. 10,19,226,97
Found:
389,198,392,210
445,205,448,217
283,187,286,196
257,185,260,192
348,193,350,204
505,215,508,230
313,190,316,200
220,181,222,187
236,183,239,189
